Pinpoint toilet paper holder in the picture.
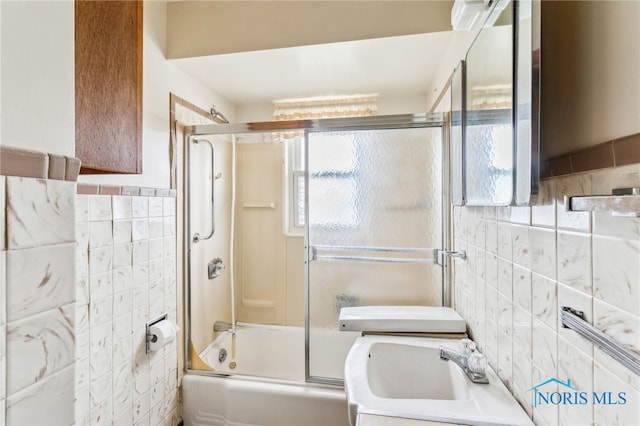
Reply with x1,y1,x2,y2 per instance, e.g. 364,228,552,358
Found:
146,314,168,354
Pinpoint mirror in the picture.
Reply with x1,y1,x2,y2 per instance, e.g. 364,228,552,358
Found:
458,0,540,206
464,0,514,206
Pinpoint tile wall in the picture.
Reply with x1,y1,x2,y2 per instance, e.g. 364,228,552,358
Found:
1,176,77,425
0,145,180,424
453,164,640,425
75,192,180,425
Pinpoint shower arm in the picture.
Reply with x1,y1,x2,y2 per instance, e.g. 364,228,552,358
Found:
192,139,215,243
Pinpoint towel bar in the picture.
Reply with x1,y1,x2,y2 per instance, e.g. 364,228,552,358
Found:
564,187,640,217
310,245,438,264
561,306,640,376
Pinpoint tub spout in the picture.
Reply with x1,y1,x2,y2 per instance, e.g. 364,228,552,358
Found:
213,321,232,332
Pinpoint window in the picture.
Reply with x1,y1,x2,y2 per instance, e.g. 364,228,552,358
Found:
283,135,306,236
275,95,378,237
307,132,358,230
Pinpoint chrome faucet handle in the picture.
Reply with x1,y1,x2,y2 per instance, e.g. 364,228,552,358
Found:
467,351,487,376
458,338,476,357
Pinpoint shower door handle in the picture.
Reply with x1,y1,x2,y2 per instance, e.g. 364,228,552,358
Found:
192,139,215,243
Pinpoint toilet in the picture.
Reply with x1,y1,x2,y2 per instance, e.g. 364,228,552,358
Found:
339,305,467,336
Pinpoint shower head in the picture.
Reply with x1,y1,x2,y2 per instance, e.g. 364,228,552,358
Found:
211,106,230,124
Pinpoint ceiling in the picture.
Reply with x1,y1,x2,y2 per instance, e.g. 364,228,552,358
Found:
170,31,455,107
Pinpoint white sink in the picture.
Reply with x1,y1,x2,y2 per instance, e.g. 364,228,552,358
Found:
344,336,533,426
367,342,470,400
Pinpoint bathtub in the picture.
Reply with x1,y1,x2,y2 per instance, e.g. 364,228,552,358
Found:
198,322,360,381
199,323,306,380
182,374,349,426
183,323,357,426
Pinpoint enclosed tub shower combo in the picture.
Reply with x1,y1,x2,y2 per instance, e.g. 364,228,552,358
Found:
181,114,458,425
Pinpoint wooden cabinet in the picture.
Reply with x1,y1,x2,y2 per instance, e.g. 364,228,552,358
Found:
75,0,143,174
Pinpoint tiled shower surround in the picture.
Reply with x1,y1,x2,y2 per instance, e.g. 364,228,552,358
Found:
453,164,640,425
76,192,179,425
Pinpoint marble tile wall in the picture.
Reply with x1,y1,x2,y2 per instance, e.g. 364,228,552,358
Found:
76,193,180,426
1,176,77,425
453,164,640,425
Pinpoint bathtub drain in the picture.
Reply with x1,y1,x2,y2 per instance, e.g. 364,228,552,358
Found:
218,348,227,363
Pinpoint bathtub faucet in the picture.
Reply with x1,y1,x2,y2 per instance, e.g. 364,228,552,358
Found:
439,339,489,384
213,321,233,332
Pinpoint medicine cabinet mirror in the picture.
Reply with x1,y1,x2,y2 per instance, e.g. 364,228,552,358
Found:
457,0,540,206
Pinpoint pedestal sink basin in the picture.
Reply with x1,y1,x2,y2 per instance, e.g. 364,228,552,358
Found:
344,335,533,425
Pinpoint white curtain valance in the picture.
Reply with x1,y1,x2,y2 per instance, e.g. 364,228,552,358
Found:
273,94,379,121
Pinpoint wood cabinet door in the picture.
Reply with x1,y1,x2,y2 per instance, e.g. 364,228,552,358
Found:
75,0,143,174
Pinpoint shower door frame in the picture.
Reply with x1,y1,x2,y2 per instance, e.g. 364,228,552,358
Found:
182,113,454,383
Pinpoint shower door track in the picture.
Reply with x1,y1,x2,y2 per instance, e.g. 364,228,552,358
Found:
184,113,445,136
183,113,453,386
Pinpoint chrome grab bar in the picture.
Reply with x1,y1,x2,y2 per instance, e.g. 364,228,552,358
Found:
310,245,438,264
192,139,215,243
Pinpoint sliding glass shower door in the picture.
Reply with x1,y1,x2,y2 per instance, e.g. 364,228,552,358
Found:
306,124,445,383
183,114,448,384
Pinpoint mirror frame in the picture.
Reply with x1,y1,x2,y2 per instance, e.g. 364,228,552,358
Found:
451,61,466,206
514,0,541,205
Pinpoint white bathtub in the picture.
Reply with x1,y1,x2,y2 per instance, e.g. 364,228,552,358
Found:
183,323,356,426
182,374,349,426
198,322,360,381
199,323,306,380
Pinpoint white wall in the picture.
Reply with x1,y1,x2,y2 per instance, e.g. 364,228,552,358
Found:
0,1,235,187
1,1,75,156
166,1,453,59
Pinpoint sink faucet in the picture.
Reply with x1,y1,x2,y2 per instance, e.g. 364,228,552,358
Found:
439,339,489,384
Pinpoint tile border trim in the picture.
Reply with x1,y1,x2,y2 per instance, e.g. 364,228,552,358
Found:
0,146,81,182
542,132,640,178
77,183,176,197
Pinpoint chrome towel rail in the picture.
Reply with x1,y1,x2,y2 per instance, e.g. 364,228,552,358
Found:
311,245,436,254
564,187,640,217
561,306,640,377
312,255,435,264
192,139,215,243
310,245,438,264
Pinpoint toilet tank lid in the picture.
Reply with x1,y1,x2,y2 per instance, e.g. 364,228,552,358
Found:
338,306,466,333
